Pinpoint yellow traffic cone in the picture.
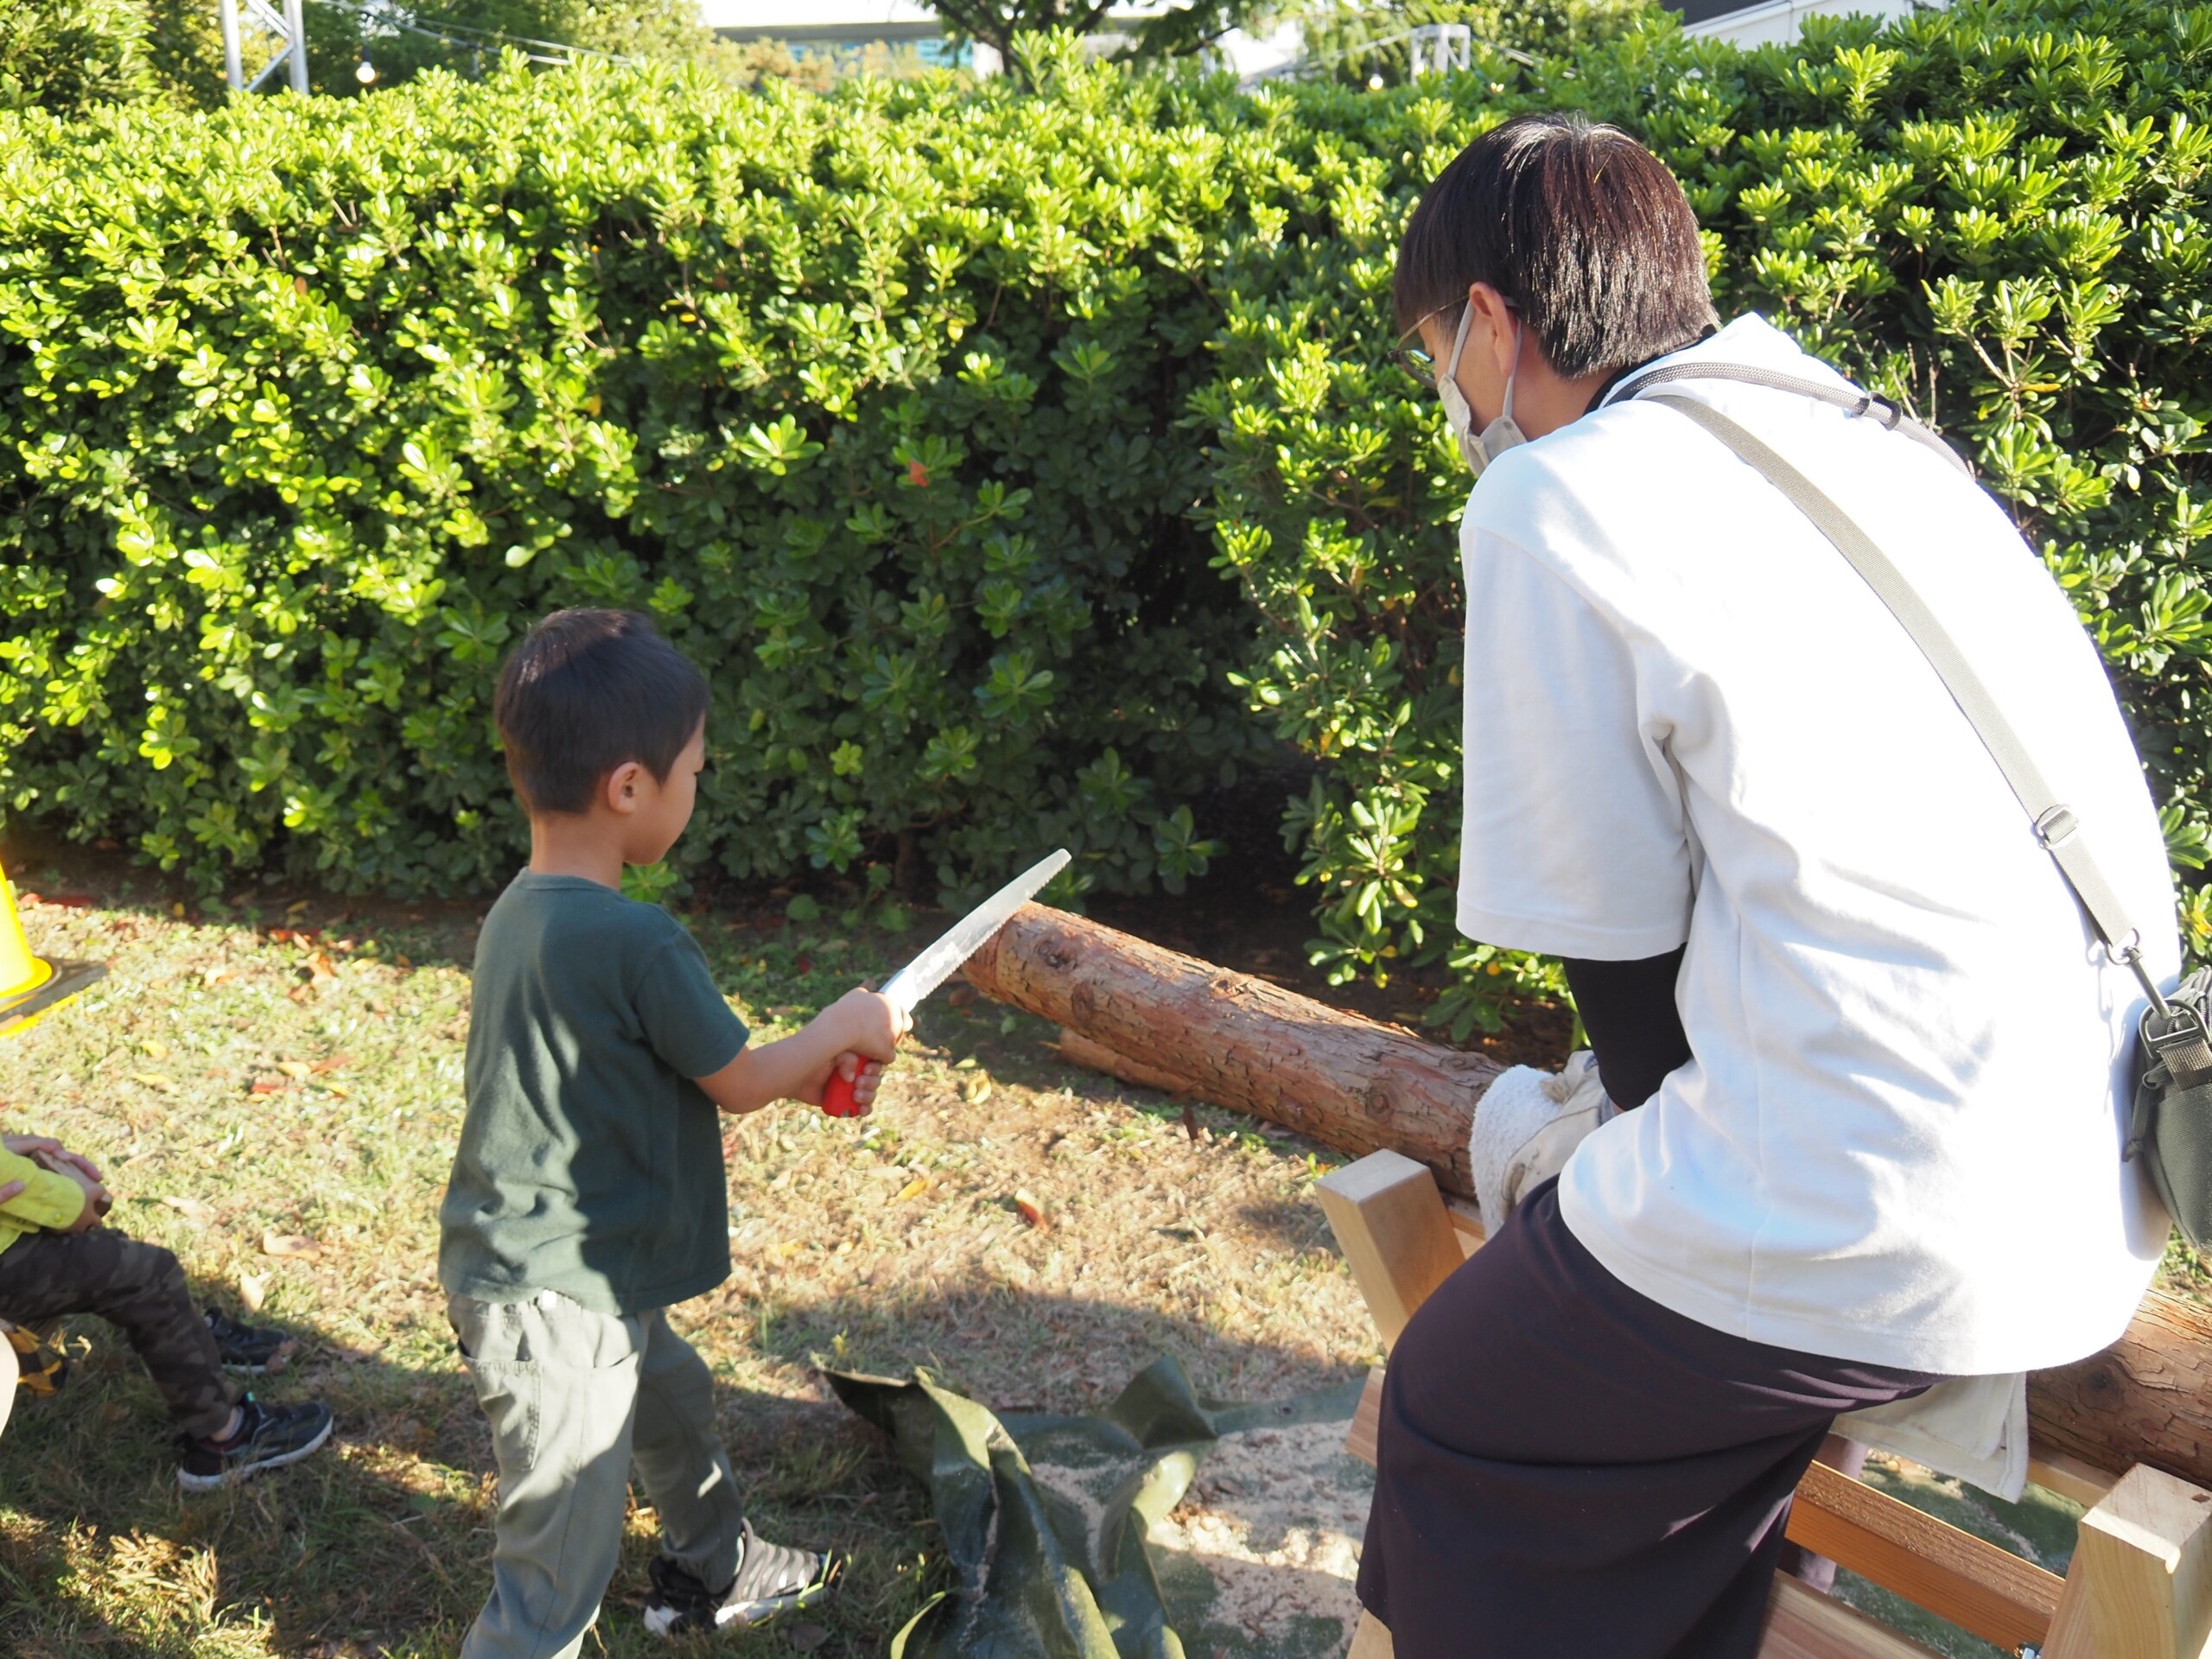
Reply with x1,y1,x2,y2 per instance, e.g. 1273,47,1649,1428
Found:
0,858,105,1038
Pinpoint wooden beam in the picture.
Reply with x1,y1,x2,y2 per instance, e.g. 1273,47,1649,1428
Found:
2043,1462,2212,1659
1783,1459,2061,1651
1760,1576,1945,1659
1315,1151,1464,1351
976,904,2212,1494
2031,1448,2120,1510
1346,1366,1382,1465
1342,1576,1939,1659
1346,1610,1393,1659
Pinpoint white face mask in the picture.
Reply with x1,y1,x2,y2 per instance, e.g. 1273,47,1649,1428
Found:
1439,304,1526,479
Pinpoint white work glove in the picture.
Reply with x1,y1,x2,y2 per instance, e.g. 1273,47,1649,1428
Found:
1469,1051,1618,1236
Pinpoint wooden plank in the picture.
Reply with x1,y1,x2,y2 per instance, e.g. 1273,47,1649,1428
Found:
2043,1461,2212,1659
1760,1575,1945,1659
1345,1366,1382,1466
1339,1578,1929,1659
2031,1448,2121,1510
1783,1459,2060,1651
1346,1610,1393,1659
976,904,2212,1493
1315,1151,1462,1351
1441,1193,1485,1259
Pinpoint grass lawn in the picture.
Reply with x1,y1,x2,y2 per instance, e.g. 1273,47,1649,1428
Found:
1,852,2204,1658
0,859,1377,1656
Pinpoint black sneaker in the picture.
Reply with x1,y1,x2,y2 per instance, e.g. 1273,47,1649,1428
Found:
204,1309,298,1375
641,1522,839,1637
177,1395,334,1492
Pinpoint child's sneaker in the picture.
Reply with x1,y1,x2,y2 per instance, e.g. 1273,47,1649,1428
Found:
203,1308,297,1375
641,1522,839,1636
177,1395,334,1492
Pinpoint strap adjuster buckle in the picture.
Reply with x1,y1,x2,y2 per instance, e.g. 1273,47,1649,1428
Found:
2034,804,2080,849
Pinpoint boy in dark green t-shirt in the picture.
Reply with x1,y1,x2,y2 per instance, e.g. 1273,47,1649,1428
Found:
440,609,906,1656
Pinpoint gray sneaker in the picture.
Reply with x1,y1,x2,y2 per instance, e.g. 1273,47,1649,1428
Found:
641,1521,839,1636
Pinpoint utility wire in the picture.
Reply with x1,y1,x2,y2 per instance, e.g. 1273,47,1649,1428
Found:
304,0,639,66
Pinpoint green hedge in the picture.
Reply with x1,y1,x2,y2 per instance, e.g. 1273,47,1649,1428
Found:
1201,0,2212,1032
3,3,2209,1036
0,53,1262,900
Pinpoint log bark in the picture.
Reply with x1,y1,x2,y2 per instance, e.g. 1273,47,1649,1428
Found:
969,903,2212,1494
967,905,1500,1198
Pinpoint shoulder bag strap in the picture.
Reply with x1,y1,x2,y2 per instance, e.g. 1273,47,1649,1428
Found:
1639,389,2171,1020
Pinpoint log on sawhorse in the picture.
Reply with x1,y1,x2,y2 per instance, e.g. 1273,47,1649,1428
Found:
1317,1150,2212,1659
965,904,2212,1497
963,905,2212,1656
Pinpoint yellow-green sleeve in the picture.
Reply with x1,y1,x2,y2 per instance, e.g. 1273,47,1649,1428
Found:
0,1147,88,1232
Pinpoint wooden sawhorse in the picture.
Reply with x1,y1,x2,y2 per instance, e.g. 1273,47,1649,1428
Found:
1319,1150,2212,1659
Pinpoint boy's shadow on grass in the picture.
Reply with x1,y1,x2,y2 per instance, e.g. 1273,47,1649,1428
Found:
0,1268,1364,1658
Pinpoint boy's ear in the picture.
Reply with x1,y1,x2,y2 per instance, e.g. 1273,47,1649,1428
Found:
602,760,646,816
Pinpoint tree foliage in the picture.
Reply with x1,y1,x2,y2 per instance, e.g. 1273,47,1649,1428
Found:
3,0,2209,1042
0,0,158,113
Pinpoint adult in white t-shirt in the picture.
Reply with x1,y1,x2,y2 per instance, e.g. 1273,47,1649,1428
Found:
1355,113,2176,1659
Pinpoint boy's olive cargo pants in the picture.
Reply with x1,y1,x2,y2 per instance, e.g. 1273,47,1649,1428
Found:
451,1292,747,1659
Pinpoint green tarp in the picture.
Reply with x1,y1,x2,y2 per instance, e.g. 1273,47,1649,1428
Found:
827,1357,1364,1659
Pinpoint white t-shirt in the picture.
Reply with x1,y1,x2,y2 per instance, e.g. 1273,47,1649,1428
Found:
1457,315,2177,1376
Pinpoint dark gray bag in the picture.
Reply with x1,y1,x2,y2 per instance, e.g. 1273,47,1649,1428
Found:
1614,367,2211,1251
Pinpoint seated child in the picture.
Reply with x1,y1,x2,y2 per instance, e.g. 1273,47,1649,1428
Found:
441,608,907,1655
0,1131,332,1487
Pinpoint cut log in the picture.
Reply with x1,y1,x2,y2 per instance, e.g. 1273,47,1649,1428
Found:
969,904,1499,1198
2028,1294,2212,1501
973,903,2212,1495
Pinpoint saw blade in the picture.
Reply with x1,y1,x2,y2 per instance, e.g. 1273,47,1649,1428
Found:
880,849,1070,1013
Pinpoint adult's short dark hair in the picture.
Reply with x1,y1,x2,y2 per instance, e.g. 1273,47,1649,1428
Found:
1394,113,1719,381
493,608,710,815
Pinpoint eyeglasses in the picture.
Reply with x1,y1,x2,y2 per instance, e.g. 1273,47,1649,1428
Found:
1389,301,1465,386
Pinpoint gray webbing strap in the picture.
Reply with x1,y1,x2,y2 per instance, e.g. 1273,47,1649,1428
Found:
1643,390,2169,1015
1609,363,1972,476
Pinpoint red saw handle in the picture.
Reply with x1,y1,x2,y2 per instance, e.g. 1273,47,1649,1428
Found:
822,1063,871,1118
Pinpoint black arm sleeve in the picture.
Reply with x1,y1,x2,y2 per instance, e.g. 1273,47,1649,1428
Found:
1560,947,1690,1109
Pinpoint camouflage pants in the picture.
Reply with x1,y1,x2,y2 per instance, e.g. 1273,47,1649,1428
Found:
0,1228,239,1439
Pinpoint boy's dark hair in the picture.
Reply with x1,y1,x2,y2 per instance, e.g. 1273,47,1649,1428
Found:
1394,113,1719,381
493,609,710,815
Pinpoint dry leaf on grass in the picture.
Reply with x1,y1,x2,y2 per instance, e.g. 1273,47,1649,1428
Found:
130,1072,175,1090
201,967,234,987
238,1271,271,1313
311,1054,353,1075
159,1194,214,1223
249,1077,291,1096
1014,1189,1048,1231
960,1074,994,1105
894,1175,931,1203
276,1060,313,1080
141,1040,170,1061
262,1231,321,1259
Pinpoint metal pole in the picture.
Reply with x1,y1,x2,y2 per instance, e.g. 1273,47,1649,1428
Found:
219,0,245,89
285,0,309,92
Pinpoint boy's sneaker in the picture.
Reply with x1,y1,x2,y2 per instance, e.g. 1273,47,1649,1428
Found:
641,1522,839,1637
177,1395,334,1492
204,1308,297,1375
